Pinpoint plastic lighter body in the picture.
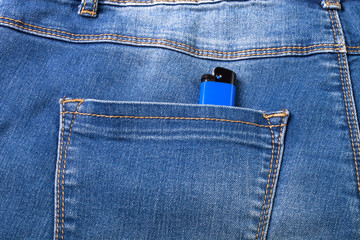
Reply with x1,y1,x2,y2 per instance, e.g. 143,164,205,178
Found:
199,67,236,106
199,81,235,106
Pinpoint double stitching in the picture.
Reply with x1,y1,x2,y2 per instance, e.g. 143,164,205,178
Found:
348,49,360,53
324,0,341,9
56,98,66,240
255,118,275,240
329,10,360,196
326,0,341,7
328,9,337,44
0,16,341,55
60,110,286,128
256,116,286,240
80,0,87,14
60,99,288,239
0,16,342,59
348,45,360,53
0,15,341,55
56,99,84,239
106,0,219,3
80,0,97,16
341,52,360,194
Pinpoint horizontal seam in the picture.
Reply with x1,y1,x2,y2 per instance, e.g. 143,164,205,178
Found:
60,111,285,128
80,10,97,15
62,99,85,103
0,16,340,54
348,50,360,53
0,16,343,58
327,3,341,7
263,110,288,119
0,19,342,58
348,46,360,49
105,0,220,3
326,0,341,7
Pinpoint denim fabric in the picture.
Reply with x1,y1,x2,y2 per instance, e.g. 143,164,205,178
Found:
0,0,360,239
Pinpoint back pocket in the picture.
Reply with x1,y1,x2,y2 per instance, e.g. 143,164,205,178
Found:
54,98,289,240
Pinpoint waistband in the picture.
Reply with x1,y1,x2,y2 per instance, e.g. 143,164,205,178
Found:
0,0,359,60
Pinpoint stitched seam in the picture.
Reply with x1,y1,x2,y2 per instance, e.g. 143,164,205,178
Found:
333,10,360,195
328,10,337,44
106,0,219,3
333,10,343,45
0,16,340,53
326,0,341,7
337,48,360,195
348,50,360,53
0,21,343,59
80,0,87,15
331,11,360,196
60,100,84,239
348,46,360,49
93,0,97,11
255,118,275,240
81,10,97,15
106,0,342,6
56,99,66,240
342,53,360,194
62,99,85,103
263,110,288,119
80,0,97,15
260,116,285,240
60,111,285,128
0,17,341,56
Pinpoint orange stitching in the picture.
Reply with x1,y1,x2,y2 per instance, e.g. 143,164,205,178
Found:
80,0,97,15
255,118,275,240
0,20,343,58
342,53,360,194
107,0,219,3
81,0,87,15
325,0,341,7
328,10,337,44
333,9,343,44
263,110,288,119
60,111,286,128
0,16,341,56
108,0,342,6
62,99,85,103
260,116,285,240
348,46,360,49
331,10,360,196
60,100,84,239
93,0,97,12
333,9,360,195
348,50,360,53
0,16,340,54
56,98,66,240
80,10,97,15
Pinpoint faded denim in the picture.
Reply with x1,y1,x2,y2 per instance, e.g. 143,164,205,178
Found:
0,0,360,239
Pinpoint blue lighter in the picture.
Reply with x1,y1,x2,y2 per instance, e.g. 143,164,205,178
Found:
199,67,236,106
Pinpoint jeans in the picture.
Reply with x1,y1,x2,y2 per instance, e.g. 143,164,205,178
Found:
0,0,360,239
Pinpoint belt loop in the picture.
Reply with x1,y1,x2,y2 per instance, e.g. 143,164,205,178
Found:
321,0,341,10
78,0,99,18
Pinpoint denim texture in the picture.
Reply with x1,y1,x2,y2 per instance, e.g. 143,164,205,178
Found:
1,0,360,239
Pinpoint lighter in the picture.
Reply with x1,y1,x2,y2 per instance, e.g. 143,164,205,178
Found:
199,67,236,106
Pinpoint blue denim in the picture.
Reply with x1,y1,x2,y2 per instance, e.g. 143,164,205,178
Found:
0,0,360,239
